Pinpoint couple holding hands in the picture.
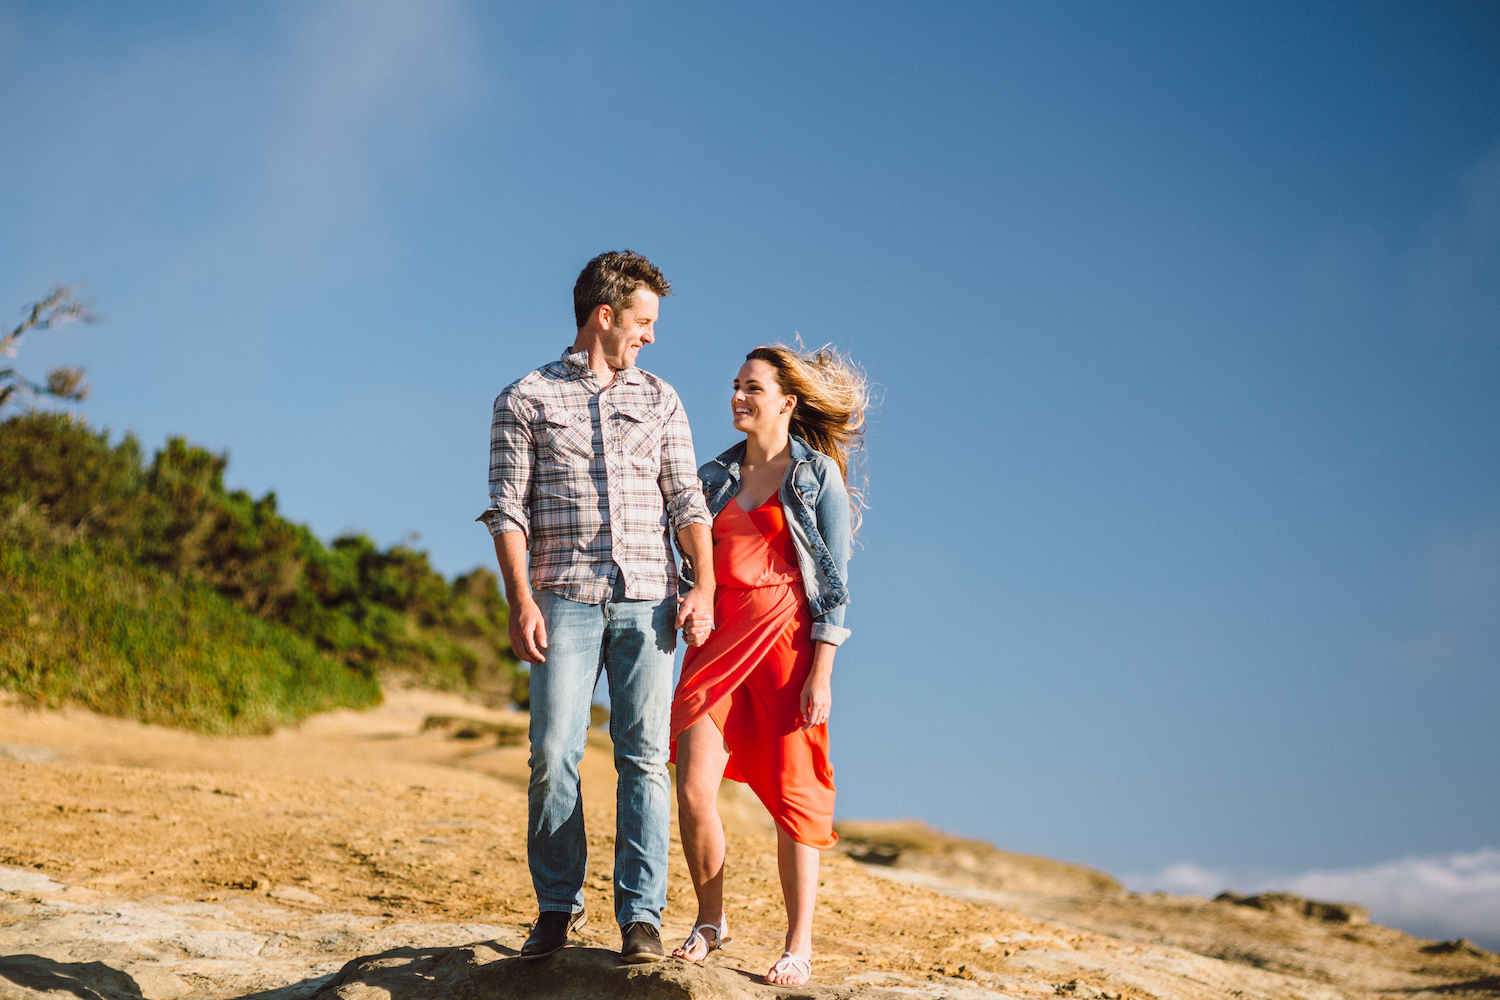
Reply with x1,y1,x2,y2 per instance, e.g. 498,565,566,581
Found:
480,250,867,986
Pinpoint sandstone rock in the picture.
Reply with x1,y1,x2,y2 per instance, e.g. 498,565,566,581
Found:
0,869,66,895
0,745,58,764
6,695,1498,1000
419,716,526,745
833,820,1123,900
0,954,146,1000
168,930,270,960
316,944,911,1000
1213,891,1369,924
122,966,193,1000
1421,938,1497,959
0,858,917,1000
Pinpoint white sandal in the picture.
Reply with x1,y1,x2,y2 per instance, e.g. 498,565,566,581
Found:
672,917,730,962
765,951,812,985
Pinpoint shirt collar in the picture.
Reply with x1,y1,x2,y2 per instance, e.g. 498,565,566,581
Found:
559,347,642,385
787,434,815,463
712,434,815,475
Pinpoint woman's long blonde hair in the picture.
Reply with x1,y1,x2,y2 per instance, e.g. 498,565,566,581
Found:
746,340,871,530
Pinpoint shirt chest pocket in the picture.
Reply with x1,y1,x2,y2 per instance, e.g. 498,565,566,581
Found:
610,405,664,471
534,405,594,463
792,469,820,508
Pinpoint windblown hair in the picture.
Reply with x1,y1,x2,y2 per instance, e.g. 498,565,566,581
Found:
746,341,871,530
573,250,672,329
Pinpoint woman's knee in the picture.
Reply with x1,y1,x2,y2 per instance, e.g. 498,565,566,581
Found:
676,775,719,816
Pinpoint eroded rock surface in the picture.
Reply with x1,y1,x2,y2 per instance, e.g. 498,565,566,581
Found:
316,944,916,1000
1,692,1496,1000
832,821,1122,900
0,864,514,1000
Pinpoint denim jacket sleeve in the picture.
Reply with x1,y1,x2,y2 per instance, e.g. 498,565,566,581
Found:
810,464,853,646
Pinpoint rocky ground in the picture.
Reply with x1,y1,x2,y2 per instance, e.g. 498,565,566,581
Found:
1,691,1496,1000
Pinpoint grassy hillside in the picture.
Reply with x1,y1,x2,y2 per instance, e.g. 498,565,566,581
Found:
0,412,520,733
0,509,381,732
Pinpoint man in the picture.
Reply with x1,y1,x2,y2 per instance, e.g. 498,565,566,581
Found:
479,250,715,963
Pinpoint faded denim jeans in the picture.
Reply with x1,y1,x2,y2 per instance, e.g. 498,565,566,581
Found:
527,577,676,928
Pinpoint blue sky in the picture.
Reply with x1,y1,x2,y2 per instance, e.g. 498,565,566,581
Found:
2,1,1497,941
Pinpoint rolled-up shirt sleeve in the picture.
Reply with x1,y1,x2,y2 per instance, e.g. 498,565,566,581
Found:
477,386,534,538
658,390,712,533
811,615,851,646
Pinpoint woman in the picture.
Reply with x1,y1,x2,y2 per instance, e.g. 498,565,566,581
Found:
669,343,868,987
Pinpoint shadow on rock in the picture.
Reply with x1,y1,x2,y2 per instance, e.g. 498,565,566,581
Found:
1418,976,1500,996
0,955,144,1000
312,944,906,1000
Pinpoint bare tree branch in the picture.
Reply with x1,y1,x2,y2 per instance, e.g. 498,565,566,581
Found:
1,286,99,413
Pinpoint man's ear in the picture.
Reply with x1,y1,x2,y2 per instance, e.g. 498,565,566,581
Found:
595,304,614,330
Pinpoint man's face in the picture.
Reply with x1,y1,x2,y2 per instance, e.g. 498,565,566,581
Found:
600,289,659,370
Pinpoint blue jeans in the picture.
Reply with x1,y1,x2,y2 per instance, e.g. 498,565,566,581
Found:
527,579,676,928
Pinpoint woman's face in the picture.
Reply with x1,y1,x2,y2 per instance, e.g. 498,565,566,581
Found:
732,358,795,434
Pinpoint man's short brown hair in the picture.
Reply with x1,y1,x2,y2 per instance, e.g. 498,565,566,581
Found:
573,250,672,329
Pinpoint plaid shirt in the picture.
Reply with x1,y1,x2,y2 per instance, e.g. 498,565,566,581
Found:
479,348,712,604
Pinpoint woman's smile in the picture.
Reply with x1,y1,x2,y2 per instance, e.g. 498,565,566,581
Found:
732,358,790,429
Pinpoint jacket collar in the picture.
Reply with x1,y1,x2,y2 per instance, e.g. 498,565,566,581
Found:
711,435,816,478
558,347,641,385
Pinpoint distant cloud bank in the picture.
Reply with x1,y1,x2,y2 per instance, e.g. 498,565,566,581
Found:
1124,848,1500,950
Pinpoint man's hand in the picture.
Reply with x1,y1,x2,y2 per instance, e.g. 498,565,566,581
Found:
674,521,716,648
509,596,548,663
494,531,546,662
676,585,714,647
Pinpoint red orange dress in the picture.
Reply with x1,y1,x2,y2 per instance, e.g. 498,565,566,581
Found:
669,492,837,849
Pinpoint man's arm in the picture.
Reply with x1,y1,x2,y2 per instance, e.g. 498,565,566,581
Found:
479,386,546,660
674,521,714,646
494,530,547,663
657,388,715,644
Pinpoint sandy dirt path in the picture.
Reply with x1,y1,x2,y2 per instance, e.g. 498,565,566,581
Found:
2,693,1495,1000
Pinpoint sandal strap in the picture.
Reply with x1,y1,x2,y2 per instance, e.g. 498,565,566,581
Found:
676,919,730,960
695,918,729,948
769,951,812,979
678,928,706,954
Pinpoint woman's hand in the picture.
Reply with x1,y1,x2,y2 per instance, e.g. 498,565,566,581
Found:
799,643,836,730
681,610,714,647
678,581,716,647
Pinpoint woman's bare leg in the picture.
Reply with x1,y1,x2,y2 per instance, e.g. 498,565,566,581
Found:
766,825,818,983
673,717,731,959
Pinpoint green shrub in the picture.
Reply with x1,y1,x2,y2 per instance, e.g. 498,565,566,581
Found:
0,510,380,733
0,412,520,725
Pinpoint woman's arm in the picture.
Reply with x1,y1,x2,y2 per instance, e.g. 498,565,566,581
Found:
800,641,836,730
809,460,853,643
802,459,850,727
814,462,852,582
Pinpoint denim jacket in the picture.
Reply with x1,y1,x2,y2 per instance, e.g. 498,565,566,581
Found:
683,435,852,646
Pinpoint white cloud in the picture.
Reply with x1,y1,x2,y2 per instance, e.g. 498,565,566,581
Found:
1132,860,1231,896
1125,848,1500,949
